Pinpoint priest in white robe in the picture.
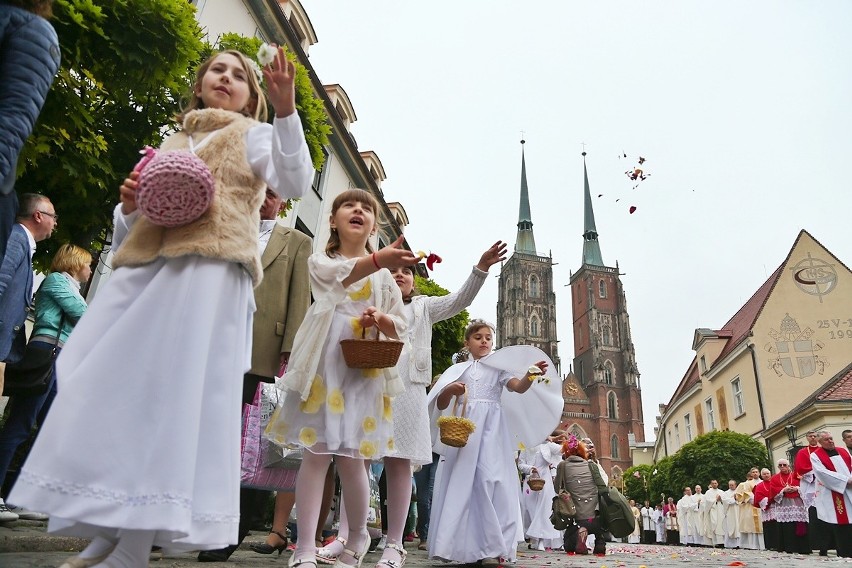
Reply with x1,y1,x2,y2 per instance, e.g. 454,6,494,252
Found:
721,479,740,549
703,480,726,547
676,488,697,546
801,431,852,558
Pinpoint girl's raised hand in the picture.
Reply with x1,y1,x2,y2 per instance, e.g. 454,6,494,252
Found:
261,45,296,118
374,235,420,270
442,382,466,398
120,171,139,215
475,240,508,271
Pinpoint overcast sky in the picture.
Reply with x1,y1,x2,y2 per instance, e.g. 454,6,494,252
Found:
299,0,852,440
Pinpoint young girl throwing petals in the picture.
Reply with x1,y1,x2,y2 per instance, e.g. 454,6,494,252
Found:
9,48,313,568
317,242,508,568
266,188,419,568
425,321,561,565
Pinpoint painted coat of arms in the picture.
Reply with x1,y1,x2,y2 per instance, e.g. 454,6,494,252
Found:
765,313,827,379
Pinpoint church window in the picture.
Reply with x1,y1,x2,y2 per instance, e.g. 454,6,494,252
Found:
611,435,619,458
602,326,612,346
607,391,618,418
578,360,585,385
599,280,606,298
604,361,614,384
731,377,745,417
530,317,539,337
529,275,540,298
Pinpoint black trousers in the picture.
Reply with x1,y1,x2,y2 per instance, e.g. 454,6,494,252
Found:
762,520,779,552
564,517,605,553
808,505,835,552
776,521,810,554
642,529,655,544
831,524,852,557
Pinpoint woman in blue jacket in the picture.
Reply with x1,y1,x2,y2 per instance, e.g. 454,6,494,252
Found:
0,243,89,522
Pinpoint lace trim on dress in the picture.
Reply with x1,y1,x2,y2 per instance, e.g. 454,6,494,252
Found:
17,470,239,524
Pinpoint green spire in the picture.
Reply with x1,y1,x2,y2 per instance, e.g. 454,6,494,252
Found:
582,152,604,266
515,139,537,254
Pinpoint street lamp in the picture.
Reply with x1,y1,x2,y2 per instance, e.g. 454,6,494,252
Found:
784,424,797,446
785,424,798,463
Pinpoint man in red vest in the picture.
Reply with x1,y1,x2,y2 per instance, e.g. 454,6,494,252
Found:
801,431,852,557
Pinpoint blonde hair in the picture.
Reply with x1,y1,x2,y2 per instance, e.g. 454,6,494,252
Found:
324,189,379,257
50,244,92,275
178,50,268,122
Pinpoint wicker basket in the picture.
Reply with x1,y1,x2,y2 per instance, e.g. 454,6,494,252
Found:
527,470,545,491
438,392,475,448
340,328,404,369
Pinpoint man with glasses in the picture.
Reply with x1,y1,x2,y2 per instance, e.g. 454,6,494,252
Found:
0,192,56,522
768,459,809,554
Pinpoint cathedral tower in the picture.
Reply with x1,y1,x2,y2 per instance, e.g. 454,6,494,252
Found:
561,152,645,477
496,140,560,370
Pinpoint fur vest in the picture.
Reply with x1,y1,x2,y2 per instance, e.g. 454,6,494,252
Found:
113,108,266,285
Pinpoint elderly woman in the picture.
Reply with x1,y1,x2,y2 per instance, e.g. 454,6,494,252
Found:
553,435,606,555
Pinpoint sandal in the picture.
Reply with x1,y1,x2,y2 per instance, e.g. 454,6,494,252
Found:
251,530,289,556
333,532,370,568
317,537,347,565
376,543,407,568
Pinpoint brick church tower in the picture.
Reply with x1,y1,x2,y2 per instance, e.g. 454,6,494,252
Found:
561,152,645,479
496,140,560,371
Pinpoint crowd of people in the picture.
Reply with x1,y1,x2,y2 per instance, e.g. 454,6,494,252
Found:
1,3,851,567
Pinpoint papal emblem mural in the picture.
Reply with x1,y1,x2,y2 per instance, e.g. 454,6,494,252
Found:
765,314,827,379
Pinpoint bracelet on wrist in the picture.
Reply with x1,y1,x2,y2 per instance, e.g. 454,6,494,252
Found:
371,252,381,270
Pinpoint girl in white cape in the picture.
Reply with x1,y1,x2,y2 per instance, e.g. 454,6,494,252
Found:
426,320,558,565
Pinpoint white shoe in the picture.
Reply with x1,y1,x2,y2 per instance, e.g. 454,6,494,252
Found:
0,499,20,522
374,535,387,551
7,504,48,521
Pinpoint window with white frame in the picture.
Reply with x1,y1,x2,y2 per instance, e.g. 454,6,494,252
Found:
705,397,716,431
700,355,707,373
684,413,692,441
674,423,681,447
731,377,745,416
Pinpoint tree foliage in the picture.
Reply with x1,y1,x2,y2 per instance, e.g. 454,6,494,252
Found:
648,455,677,503
667,430,769,493
622,464,654,503
414,276,468,377
16,3,330,270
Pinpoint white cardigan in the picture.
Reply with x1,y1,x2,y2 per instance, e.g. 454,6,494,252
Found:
405,266,487,386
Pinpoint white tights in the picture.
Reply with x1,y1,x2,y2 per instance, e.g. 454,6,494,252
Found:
295,451,370,564
91,529,155,568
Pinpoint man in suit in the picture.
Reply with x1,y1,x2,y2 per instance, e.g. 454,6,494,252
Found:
198,188,312,562
0,192,56,522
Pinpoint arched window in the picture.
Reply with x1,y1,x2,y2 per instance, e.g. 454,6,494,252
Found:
604,361,614,385
607,392,618,418
602,326,612,346
611,435,619,459
529,275,540,298
599,280,606,298
530,317,539,337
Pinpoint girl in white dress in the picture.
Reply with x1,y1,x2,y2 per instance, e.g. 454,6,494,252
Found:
317,242,508,568
426,321,548,565
265,188,419,568
9,48,314,568
517,436,565,550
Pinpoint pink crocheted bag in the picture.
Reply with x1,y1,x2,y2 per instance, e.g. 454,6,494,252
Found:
132,146,215,228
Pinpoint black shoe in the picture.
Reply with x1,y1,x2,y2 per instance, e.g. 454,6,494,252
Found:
819,550,828,557
198,544,239,562
250,531,288,556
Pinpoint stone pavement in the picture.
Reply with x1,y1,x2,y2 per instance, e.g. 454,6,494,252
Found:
1,522,850,568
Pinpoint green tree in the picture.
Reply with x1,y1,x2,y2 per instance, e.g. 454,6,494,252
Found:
16,0,205,268
667,430,769,493
623,464,654,503
414,276,468,376
649,455,677,503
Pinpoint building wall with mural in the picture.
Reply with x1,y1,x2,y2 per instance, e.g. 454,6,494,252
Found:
653,230,852,464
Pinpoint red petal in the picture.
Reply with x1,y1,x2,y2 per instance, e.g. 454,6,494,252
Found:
426,253,443,271
629,206,637,214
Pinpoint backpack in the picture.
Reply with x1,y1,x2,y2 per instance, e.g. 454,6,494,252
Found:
588,461,636,538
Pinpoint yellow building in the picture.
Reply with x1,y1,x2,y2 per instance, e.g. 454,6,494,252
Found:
653,230,852,464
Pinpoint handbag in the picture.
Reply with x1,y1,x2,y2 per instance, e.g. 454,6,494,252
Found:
2,315,64,397
240,383,299,491
588,461,635,538
550,489,578,529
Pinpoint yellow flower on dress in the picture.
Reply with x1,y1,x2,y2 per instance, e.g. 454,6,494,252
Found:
387,438,395,451
359,440,377,458
264,409,290,443
300,375,327,414
328,389,345,414
361,368,380,379
518,442,526,451
299,427,318,447
350,317,365,338
363,416,377,433
348,279,372,301
382,394,393,421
